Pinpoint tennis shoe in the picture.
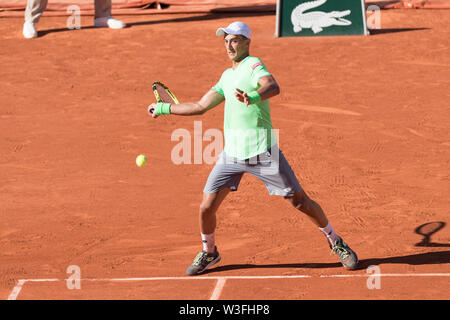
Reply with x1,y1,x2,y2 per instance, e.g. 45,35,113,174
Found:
186,246,221,276
23,21,37,39
330,237,358,270
94,17,125,29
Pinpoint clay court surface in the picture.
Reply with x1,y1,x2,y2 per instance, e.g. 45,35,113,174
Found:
0,8,449,300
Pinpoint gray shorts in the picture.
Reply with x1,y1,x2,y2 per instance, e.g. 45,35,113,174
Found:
203,145,302,197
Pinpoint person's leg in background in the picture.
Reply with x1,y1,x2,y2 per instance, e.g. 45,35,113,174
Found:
23,0,47,38
93,0,126,29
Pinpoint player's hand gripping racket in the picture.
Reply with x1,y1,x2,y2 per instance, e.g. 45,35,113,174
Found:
149,81,179,115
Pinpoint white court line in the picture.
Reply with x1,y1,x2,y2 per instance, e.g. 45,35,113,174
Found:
7,280,26,301
209,278,227,300
7,273,450,300
321,273,450,278
85,275,313,281
7,279,60,300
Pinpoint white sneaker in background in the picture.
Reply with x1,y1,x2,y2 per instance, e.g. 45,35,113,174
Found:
94,17,125,29
23,21,38,39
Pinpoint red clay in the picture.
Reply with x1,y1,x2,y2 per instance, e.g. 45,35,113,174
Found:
0,9,449,299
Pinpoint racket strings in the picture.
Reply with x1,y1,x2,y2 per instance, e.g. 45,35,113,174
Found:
151,82,178,121
154,85,177,104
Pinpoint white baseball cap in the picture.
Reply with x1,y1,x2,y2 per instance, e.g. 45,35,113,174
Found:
216,21,251,39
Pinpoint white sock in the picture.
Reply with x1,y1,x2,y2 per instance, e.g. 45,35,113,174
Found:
319,222,339,245
201,233,215,254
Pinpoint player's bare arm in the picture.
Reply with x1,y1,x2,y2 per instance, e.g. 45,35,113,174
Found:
234,75,280,106
148,89,224,118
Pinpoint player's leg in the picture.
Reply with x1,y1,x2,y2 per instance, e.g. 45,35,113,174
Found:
23,0,47,38
94,0,111,19
186,188,230,276
24,0,47,24
93,0,125,29
250,146,358,269
186,151,245,275
199,188,231,237
285,190,328,228
285,190,341,246
285,191,358,269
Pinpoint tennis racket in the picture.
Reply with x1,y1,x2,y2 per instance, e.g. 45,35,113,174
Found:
149,81,179,114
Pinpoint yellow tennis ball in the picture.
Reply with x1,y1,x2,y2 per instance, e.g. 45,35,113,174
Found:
136,154,147,167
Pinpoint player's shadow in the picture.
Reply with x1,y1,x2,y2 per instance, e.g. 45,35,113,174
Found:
36,6,275,37
205,222,449,273
127,9,275,28
36,15,427,38
37,25,97,38
368,27,430,35
204,250,450,274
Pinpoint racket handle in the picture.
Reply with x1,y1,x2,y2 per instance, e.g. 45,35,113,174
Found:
148,105,155,115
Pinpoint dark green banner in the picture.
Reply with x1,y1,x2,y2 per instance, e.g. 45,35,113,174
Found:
276,0,368,37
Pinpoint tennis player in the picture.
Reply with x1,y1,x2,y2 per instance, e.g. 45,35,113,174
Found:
148,21,358,275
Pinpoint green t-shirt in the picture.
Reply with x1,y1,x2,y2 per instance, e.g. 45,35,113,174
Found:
212,56,276,160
